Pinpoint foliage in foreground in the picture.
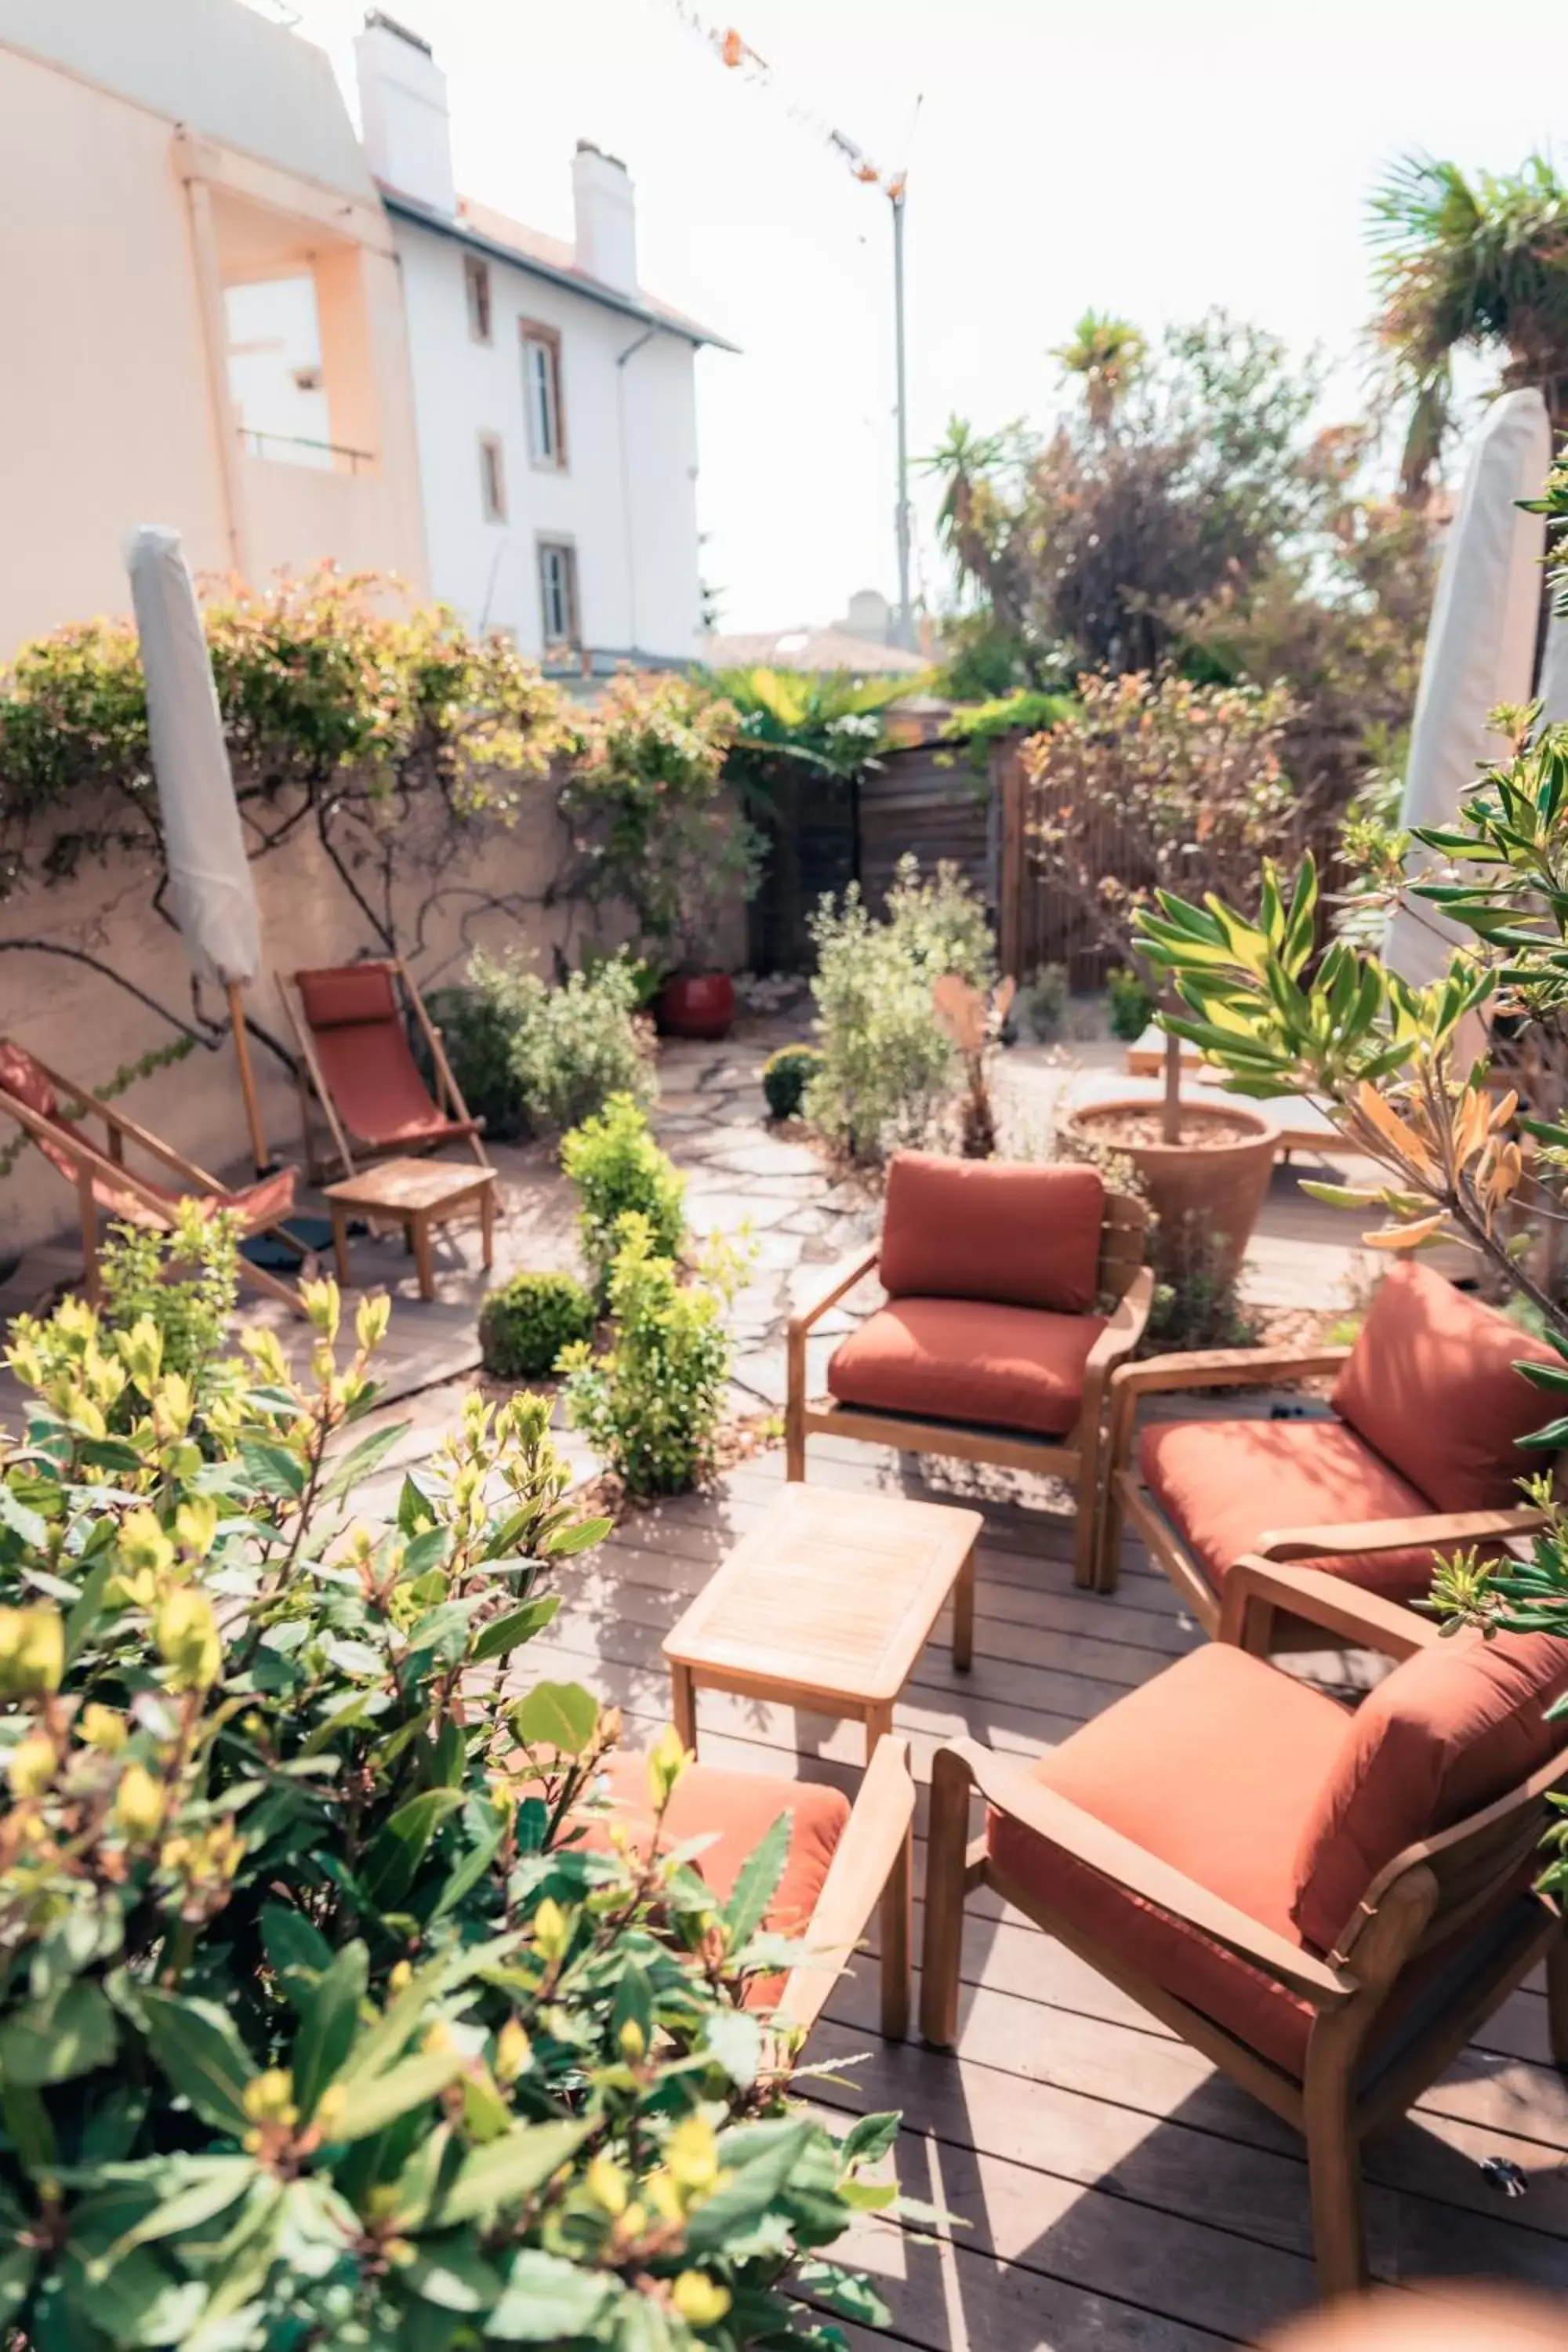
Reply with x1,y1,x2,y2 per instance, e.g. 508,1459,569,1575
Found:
1131,721,1568,1835
562,1096,688,1302
561,1215,751,1499
479,1270,597,1381
430,953,655,1143
0,1243,891,2348
804,855,996,1163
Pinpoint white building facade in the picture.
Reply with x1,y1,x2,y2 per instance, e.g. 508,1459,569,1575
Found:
354,15,731,670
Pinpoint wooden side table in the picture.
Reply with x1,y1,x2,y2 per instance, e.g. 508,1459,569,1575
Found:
325,1156,495,1301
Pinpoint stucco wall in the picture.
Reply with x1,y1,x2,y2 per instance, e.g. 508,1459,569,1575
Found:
394,219,704,662
0,779,592,1261
0,46,233,657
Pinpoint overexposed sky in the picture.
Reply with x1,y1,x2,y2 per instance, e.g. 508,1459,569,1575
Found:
276,0,1562,632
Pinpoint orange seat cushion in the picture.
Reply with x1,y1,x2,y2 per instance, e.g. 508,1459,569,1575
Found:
295,967,462,1150
990,1643,1348,2074
1140,1414,1442,1602
575,1753,851,2004
878,1152,1105,1315
1331,1261,1555,1514
1291,1628,1568,1954
829,1297,1105,1439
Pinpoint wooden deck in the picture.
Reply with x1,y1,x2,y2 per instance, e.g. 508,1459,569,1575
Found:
521,1436,1568,2351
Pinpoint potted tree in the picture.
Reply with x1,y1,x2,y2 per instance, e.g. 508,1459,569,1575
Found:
557,673,761,1039
1032,672,1298,1283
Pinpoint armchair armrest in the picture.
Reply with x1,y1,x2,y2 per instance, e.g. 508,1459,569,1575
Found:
1109,1344,1352,1401
786,1245,881,1341
1085,1265,1155,1382
1218,1557,1445,1659
943,1735,1353,2008
1256,1503,1548,1565
772,1736,914,2036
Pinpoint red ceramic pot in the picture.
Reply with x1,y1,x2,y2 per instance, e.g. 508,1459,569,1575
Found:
655,972,735,1040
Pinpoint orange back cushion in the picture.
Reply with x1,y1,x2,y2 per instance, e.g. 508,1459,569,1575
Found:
296,964,399,1032
878,1152,1105,1314
1290,1628,1568,1954
1330,1261,1556,1512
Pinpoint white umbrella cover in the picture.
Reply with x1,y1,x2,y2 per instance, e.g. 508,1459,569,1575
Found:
1385,389,1552,989
126,524,268,1165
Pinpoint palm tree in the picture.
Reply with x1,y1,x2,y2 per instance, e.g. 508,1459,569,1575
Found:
1370,152,1568,503
1051,310,1148,431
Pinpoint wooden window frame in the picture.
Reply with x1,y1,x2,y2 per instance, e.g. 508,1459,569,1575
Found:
477,430,506,524
463,253,492,344
521,321,567,470
536,538,580,651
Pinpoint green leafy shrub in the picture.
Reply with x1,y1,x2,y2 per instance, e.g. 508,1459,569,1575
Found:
430,952,655,1142
479,1268,597,1378
1145,1213,1262,1352
761,1044,823,1120
95,1201,240,1390
562,1091,686,1297
1017,963,1069,1041
1106,964,1156,1041
0,1250,891,2348
804,855,996,1162
561,1213,749,1494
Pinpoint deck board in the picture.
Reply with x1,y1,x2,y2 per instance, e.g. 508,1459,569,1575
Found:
539,1436,1568,2349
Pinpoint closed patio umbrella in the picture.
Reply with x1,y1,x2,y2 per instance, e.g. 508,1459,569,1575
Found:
1384,389,1551,989
125,525,270,1171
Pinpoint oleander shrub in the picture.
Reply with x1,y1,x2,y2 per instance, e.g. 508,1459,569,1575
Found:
561,1092,687,1298
0,1238,895,2349
760,1044,823,1121
560,1212,749,1496
479,1268,597,1378
430,951,655,1142
804,855,996,1163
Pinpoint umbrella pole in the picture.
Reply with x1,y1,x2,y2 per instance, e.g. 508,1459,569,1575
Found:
226,981,270,1174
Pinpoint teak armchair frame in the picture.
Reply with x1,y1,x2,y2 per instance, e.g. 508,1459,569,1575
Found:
278,956,489,1185
920,1559,1568,2303
1096,1342,1550,1622
768,1733,916,2042
786,1188,1152,1586
0,1047,307,1315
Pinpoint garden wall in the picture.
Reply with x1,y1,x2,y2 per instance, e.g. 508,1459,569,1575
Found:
0,773,587,1260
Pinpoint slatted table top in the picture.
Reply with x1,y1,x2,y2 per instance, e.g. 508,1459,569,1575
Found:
324,1157,495,1214
662,1481,983,1707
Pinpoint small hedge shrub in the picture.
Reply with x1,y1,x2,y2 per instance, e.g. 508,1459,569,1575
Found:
478,1268,596,1378
1106,964,1156,1042
428,951,655,1141
761,1044,823,1120
561,1091,686,1297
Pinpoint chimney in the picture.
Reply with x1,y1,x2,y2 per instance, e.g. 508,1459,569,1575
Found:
354,12,456,216
572,140,638,295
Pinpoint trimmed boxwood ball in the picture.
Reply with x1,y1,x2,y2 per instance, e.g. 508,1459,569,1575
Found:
762,1044,823,1121
478,1269,596,1379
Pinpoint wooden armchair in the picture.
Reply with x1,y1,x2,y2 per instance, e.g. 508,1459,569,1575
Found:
786,1152,1152,1584
585,1733,916,2041
1097,1259,1555,1624
920,1558,1568,2302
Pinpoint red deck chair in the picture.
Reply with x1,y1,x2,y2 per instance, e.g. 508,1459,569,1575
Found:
0,1040,306,1312
279,959,488,1183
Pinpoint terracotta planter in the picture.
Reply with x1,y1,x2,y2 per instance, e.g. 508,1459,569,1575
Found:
655,972,735,1041
1063,1095,1278,1289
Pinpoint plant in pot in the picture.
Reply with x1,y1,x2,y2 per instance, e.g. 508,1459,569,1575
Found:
1024,671,1301,1282
558,672,762,1040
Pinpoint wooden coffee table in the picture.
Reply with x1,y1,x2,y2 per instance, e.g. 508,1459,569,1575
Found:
325,1156,495,1301
662,1483,982,1763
